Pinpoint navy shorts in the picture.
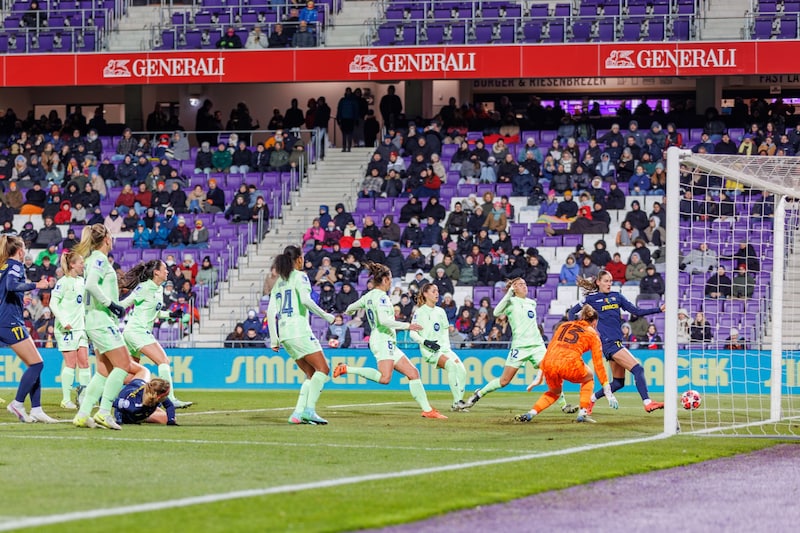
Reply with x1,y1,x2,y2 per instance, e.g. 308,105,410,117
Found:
602,339,625,361
0,325,29,347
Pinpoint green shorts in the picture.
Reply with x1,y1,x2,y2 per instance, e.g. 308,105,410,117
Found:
87,323,126,354
123,328,157,359
421,349,457,366
282,335,323,361
370,338,405,363
55,328,88,352
505,344,546,370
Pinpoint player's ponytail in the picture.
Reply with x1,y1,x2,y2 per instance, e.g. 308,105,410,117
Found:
74,224,108,258
417,282,434,306
0,235,24,267
119,259,163,293
578,304,599,323
273,245,303,281
143,378,171,407
61,249,82,276
576,276,599,296
364,261,391,285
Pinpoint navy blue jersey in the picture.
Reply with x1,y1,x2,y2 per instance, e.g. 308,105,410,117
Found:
113,379,176,425
0,258,36,328
569,291,660,345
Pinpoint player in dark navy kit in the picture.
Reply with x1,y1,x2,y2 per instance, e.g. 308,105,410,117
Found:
570,271,665,414
113,376,177,426
0,235,58,423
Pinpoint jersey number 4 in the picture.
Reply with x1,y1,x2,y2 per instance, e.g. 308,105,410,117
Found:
274,290,295,319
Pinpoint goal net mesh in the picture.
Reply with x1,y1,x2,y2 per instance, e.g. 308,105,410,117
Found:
664,150,800,437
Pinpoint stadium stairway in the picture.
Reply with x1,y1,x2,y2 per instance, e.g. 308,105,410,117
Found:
192,147,372,345
700,0,751,40
325,0,383,46
106,5,162,51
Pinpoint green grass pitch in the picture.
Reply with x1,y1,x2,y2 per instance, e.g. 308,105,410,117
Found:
0,389,788,532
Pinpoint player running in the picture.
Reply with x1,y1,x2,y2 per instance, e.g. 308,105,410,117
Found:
72,224,134,430
49,250,91,410
267,245,335,425
409,282,468,411
570,272,665,413
118,259,193,409
113,376,177,426
1,235,58,423
515,304,619,423
335,262,447,419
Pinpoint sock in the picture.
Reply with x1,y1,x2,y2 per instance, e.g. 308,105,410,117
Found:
305,371,329,411
478,378,503,398
444,359,466,402
99,367,128,413
77,374,107,417
294,380,311,414
579,381,593,409
557,392,567,409
532,390,559,413
15,362,43,404
61,367,76,403
631,364,651,401
158,363,175,401
77,367,91,386
346,366,383,383
595,376,625,400
409,379,432,412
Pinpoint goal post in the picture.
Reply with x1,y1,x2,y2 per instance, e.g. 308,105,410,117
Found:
663,147,800,437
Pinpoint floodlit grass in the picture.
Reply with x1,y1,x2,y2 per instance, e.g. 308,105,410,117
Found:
0,389,789,532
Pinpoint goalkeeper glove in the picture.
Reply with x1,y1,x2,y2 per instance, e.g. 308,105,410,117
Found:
603,383,619,409
107,302,125,319
169,309,184,319
423,340,441,352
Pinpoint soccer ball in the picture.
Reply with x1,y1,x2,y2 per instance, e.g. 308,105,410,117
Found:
681,390,702,410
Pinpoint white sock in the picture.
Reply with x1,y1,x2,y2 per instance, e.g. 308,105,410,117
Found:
644,399,652,406
30,406,44,415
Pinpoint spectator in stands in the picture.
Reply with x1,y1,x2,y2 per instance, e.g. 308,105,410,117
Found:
267,23,289,48
603,180,624,210
23,1,47,29
31,216,60,249
193,142,213,176
681,242,717,274
751,190,775,221
731,264,756,299
132,220,152,249
332,202,354,230
184,184,206,215
478,255,501,286
724,328,747,350
168,216,191,247
524,255,547,287
559,254,579,285
639,264,665,300
705,265,733,299
690,311,713,342
483,201,508,234
615,220,639,247
625,251,647,284
188,219,209,249
204,179,226,214
244,26,269,49
464,324,486,349
216,27,243,49
456,255,476,286
420,196,445,223
726,242,760,273
224,323,246,348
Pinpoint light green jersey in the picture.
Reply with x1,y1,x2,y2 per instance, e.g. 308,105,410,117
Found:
494,292,545,350
84,249,119,324
410,304,451,354
268,270,332,344
50,275,86,332
120,279,169,332
346,288,409,347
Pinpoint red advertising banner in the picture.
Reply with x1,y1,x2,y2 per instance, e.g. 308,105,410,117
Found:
0,41,790,87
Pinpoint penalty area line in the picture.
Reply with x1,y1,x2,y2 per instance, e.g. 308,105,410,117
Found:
0,433,668,531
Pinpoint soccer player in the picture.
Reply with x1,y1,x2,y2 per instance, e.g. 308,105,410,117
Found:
49,249,91,409
570,272,665,413
0,235,58,423
72,224,133,430
515,304,619,423
113,376,177,426
266,245,335,425
464,277,549,409
409,282,468,411
335,262,447,419
118,259,193,409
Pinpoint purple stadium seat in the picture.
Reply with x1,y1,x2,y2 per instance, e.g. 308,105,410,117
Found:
530,4,549,18
473,286,493,303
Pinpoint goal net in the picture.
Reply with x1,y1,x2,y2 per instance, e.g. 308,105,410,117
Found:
663,147,800,436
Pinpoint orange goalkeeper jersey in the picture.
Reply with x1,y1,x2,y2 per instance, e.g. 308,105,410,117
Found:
545,320,609,385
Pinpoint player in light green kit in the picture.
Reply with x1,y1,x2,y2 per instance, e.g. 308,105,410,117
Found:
409,282,468,412
267,245,335,425
464,277,575,412
49,250,91,409
334,262,447,419
72,224,133,430
119,259,193,409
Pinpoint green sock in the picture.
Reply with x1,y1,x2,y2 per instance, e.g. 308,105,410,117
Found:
445,359,467,402
77,367,91,386
294,380,311,414
77,374,106,416
305,371,329,412
99,367,128,412
409,379,432,412
557,392,567,409
61,367,75,403
158,363,176,401
346,366,382,383
478,378,503,398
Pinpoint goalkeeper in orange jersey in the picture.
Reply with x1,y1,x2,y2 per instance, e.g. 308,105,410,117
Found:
514,304,618,423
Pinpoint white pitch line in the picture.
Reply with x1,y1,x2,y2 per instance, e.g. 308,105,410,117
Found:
0,433,669,532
